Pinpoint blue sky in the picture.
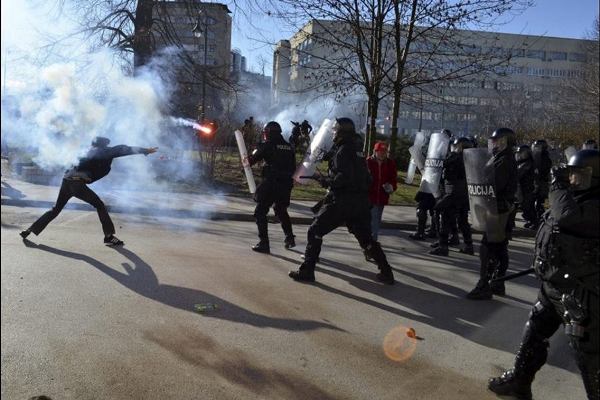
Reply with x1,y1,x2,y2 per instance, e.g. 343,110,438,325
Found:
231,0,600,75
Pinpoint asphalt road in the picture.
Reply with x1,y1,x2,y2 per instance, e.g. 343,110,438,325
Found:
1,204,585,400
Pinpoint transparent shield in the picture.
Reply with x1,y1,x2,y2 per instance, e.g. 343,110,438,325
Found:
294,118,334,184
419,132,450,196
408,131,430,172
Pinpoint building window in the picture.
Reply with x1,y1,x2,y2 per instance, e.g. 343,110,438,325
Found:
568,52,586,62
547,51,567,61
526,49,545,60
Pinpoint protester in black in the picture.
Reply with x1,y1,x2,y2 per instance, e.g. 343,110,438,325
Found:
20,137,157,246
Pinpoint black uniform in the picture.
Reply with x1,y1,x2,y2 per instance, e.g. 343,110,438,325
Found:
467,142,518,299
533,149,552,220
431,150,473,255
249,131,296,251
489,166,599,400
517,155,536,226
289,119,394,284
24,143,151,241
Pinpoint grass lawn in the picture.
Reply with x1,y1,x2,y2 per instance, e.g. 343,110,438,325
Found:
206,150,419,206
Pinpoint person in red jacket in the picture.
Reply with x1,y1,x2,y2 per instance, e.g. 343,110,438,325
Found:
367,141,398,241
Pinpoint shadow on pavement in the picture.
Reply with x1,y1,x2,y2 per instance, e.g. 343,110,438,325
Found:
143,327,343,400
1,180,26,199
22,239,343,333
309,256,577,374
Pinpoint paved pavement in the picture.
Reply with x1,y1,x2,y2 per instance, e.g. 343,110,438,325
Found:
1,176,583,400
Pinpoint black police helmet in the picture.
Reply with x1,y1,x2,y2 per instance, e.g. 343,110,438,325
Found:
92,136,110,148
567,149,599,190
262,121,282,141
441,129,452,137
490,128,515,140
532,139,548,151
451,136,472,153
583,139,598,150
333,117,356,143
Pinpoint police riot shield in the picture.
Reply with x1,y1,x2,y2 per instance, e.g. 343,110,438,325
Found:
464,148,508,242
294,118,334,184
405,159,417,184
564,146,577,163
419,132,449,196
234,129,256,193
408,131,429,172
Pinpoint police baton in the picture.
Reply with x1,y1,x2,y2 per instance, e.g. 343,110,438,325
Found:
491,268,535,283
298,176,320,180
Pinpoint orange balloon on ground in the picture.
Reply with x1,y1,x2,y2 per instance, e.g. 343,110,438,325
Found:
383,325,418,362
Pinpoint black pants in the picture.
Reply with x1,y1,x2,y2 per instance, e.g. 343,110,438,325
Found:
28,179,115,237
516,287,599,398
478,235,509,283
301,196,391,274
253,178,293,242
439,204,472,247
415,192,436,235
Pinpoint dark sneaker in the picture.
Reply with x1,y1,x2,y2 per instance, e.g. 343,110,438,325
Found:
252,241,270,254
429,246,449,256
289,269,315,282
459,243,474,255
488,370,533,400
376,271,395,285
408,232,426,241
20,230,31,239
104,235,124,246
430,241,440,248
466,283,493,300
284,236,296,249
449,235,460,246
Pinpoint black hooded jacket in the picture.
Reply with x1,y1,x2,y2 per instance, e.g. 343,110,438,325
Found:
64,145,149,183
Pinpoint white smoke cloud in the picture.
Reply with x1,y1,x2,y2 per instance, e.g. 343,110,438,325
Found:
1,1,222,219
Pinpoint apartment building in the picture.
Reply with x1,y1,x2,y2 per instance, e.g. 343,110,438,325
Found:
273,20,594,136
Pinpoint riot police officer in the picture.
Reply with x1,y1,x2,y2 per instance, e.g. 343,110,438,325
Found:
532,139,553,221
248,121,296,253
289,118,395,284
489,149,599,400
466,128,518,300
430,137,474,256
516,145,537,229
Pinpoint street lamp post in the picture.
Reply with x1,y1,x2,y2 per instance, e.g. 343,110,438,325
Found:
192,13,209,122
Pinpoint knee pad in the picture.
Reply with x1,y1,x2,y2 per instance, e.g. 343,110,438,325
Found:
525,302,560,341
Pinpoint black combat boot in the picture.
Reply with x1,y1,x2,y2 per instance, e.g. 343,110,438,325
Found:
408,232,426,240
466,280,493,300
488,327,549,400
429,246,449,256
367,242,395,285
289,262,315,282
284,235,296,249
459,242,474,255
252,241,270,254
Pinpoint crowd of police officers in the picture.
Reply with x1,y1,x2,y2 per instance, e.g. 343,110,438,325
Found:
243,117,598,399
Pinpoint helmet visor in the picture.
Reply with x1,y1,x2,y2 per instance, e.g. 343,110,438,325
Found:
569,166,593,191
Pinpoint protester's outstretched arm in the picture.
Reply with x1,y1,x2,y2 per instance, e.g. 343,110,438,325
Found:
105,145,158,158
